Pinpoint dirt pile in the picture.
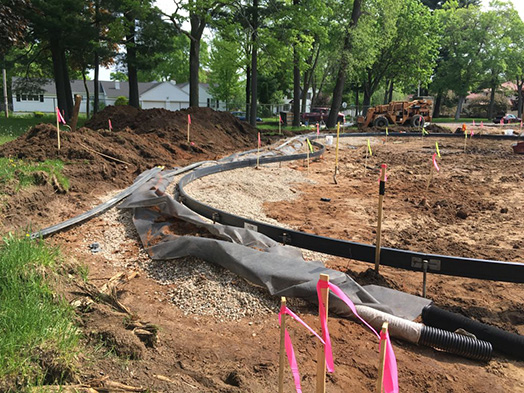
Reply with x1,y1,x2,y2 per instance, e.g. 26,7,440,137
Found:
0,106,259,233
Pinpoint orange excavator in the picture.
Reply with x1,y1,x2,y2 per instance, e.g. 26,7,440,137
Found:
357,99,433,128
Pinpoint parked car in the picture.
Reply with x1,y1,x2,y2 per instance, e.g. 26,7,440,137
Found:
493,113,521,124
301,107,345,125
230,111,262,122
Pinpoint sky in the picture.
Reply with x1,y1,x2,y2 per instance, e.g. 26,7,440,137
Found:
92,0,524,81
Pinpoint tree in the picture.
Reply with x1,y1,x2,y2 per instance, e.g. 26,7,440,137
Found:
164,0,227,107
18,0,93,120
207,34,242,110
503,2,524,117
360,0,439,110
434,2,489,120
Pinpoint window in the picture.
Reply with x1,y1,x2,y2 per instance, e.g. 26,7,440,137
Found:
16,94,20,102
207,98,210,107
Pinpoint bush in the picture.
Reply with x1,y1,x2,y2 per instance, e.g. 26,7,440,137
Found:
33,111,44,118
464,93,510,118
114,96,129,106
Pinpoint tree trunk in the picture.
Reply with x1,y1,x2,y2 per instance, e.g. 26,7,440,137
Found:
50,41,69,120
60,49,73,120
383,80,390,104
188,14,206,108
433,91,442,118
189,37,200,107
292,44,300,126
249,0,258,128
362,87,371,114
82,70,90,118
126,14,139,108
488,85,496,120
245,65,251,122
93,0,100,115
355,86,359,116
94,51,99,115
327,0,361,129
455,96,464,120
387,81,394,103
517,78,523,119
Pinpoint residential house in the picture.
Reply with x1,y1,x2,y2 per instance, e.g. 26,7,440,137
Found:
11,77,226,113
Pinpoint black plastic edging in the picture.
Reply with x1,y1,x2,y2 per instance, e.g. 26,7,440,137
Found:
177,138,524,284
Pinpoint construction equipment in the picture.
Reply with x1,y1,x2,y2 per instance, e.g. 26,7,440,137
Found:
357,99,433,128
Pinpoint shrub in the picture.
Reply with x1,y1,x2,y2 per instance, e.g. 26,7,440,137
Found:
114,96,129,106
33,111,44,118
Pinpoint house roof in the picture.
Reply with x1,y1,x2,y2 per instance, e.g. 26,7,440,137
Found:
12,77,160,98
100,80,159,99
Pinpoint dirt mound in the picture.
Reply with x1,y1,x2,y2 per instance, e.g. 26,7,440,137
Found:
0,107,260,233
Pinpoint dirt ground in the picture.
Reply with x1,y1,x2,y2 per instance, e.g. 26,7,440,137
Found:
0,110,523,392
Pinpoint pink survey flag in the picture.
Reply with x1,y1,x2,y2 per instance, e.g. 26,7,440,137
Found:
500,118,504,125
258,132,261,147
317,279,399,393
472,119,476,126
188,114,191,124
317,122,320,137
279,304,324,393
279,114,282,123
432,153,440,172
108,119,113,130
56,107,66,124
480,121,484,128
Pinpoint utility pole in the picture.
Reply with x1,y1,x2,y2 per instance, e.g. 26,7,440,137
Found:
2,68,8,118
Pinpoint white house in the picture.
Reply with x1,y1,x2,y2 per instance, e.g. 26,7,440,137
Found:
11,77,226,113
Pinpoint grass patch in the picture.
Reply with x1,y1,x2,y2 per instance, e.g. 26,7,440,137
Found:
0,157,69,192
432,117,489,123
0,234,79,388
0,114,86,145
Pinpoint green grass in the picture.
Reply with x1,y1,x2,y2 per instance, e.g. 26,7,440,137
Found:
0,157,69,192
432,117,489,123
0,234,79,387
0,114,86,145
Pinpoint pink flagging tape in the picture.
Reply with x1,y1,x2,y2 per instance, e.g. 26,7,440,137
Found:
317,280,399,393
279,305,324,393
380,327,398,393
108,119,113,130
56,107,66,124
188,114,191,124
432,153,440,172
258,132,261,148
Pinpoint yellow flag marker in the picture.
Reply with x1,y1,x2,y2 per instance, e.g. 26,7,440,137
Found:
307,138,314,153
367,139,373,156
435,142,441,158
385,127,389,136
422,127,429,136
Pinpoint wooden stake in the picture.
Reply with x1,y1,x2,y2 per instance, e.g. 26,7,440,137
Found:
316,274,330,393
307,140,310,173
334,122,340,174
376,322,389,393
70,95,82,132
278,297,286,393
374,164,387,272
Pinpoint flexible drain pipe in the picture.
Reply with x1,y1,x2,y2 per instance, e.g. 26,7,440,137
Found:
422,304,524,360
355,306,492,362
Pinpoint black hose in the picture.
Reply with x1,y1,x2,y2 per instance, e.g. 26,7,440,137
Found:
422,305,524,360
419,326,493,362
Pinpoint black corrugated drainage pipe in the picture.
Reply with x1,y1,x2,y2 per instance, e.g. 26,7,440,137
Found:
422,304,524,360
355,306,492,361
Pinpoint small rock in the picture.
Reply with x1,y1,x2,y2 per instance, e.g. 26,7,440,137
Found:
500,207,508,214
456,209,469,219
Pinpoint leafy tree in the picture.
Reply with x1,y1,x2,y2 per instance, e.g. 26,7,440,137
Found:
360,0,439,109
207,34,242,110
503,2,524,117
18,0,94,120
164,0,227,107
433,1,489,120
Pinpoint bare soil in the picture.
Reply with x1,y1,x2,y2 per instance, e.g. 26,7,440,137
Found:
0,110,523,393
